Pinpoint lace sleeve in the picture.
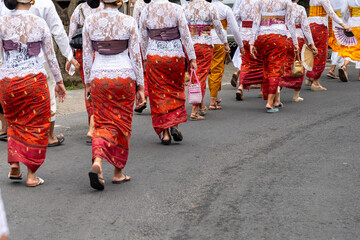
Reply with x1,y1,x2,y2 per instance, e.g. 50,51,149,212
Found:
233,2,242,22
250,0,261,44
177,7,196,60
82,18,93,84
139,7,149,60
0,32,3,65
322,0,343,25
226,7,243,47
133,1,142,25
69,5,80,42
42,24,63,83
300,7,314,45
285,1,298,45
129,18,144,86
210,5,227,44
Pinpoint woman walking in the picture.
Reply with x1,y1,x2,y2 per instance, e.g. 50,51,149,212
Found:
306,0,350,90
69,1,103,141
184,0,229,120
279,0,318,102
0,0,64,186
139,0,197,144
250,0,298,113
84,0,145,190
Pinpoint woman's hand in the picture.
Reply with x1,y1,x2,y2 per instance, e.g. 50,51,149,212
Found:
85,83,91,102
294,44,299,54
341,23,352,32
250,44,257,59
309,44,318,56
189,59,197,71
224,43,230,53
136,85,146,109
55,81,67,103
239,47,245,55
65,57,80,73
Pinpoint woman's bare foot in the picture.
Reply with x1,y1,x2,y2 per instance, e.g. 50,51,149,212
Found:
112,168,131,183
92,159,104,185
26,169,44,187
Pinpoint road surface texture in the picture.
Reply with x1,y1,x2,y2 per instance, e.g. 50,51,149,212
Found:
0,63,359,239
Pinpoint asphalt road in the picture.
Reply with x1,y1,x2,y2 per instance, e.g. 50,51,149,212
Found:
0,64,360,240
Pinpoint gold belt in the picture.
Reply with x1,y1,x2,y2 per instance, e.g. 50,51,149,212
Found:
350,7,360,17
309,6,327,17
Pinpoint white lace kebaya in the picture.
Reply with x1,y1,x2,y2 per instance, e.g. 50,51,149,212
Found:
0,10,62,82
139,0,196,60
184,0,227,45
293,3,314,45
250,0,298,45
309,0,344,27
83,8,144,86
133,0,147,26
211,0,243,47
233,0,259,42
68,2,104,41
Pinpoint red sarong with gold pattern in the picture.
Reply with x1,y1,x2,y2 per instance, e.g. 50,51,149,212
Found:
91,77,136,169
279,37,306,91
306,23,328,80
0,73,51,172
76,50,94,117
146,55,187,136
194,43,213,106
240,40,264,90
140,49,149,98
257,34,287,100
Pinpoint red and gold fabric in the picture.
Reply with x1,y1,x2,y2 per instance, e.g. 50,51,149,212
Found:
193,43,213,106
306,23,329,80
339,27,360,62
239,40,264,90
349,6,360,17
140,47,149,98
208,44,226,98
91,77,136,170
146,55,187,136
210,19,228,30
76,49,94,118
279,37,306,91
257,34,287,100
0,73,51,172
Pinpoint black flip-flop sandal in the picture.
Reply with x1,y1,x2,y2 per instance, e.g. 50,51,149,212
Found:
86,139,92,145
48,135,65,147
8,171,23,180
134,103,147,113
88,171,104,190
236,90,243,101
231,73,238,87
338,68,348,82
170,128,183,142
0,133,7,141
112,174,131,184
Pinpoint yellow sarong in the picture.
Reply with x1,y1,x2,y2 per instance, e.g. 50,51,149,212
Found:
328,11,342,52
339,27,360,61
208,44,226,98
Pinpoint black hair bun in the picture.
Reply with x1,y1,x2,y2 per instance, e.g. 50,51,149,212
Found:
144,0,151,3
4,0,18,10
87,0,100,8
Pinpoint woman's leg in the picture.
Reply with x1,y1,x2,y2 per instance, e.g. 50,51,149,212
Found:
113,167,131,182
0,114,6,135
87,115,95,139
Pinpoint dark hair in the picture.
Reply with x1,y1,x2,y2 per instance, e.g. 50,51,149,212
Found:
144,0,151,3
87,0,100,8
4,0,18,10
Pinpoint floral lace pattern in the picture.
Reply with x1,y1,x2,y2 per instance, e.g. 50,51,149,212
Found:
68,2,104,41
184,0,227,45
139,0,196,60
211,0,243,46
233,0,259,42
250,0,298,45
83,8,144,86
0,11,62,82
133,0,147,26
309,0,343,27
293,3,314,45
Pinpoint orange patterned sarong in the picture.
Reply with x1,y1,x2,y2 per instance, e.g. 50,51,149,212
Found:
194,43,213,106
239,40,264,90
306,23,328,80
208,44,225,98
257,34,287,100
91,77,136,169
279,37,306,91
146,55,187,136
0,73,51,172
76,50,94,118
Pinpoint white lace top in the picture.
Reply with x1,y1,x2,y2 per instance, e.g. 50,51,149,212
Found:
233,0,259,42
345,0,360,28
211,0,243,47
0,10,62,82
139,0,196,60
309,0,343,27
184,0,227,45
83,8,144,86
293,3,314,45
250,0,298,45
0,191,8,238
69,2,104,41
133,0,147,26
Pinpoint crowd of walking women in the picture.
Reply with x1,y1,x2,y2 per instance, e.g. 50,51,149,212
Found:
0,0,358,190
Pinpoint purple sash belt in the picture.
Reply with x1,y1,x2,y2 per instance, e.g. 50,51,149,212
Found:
92,40,129,55
147,27,180,41
3,40,41,56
